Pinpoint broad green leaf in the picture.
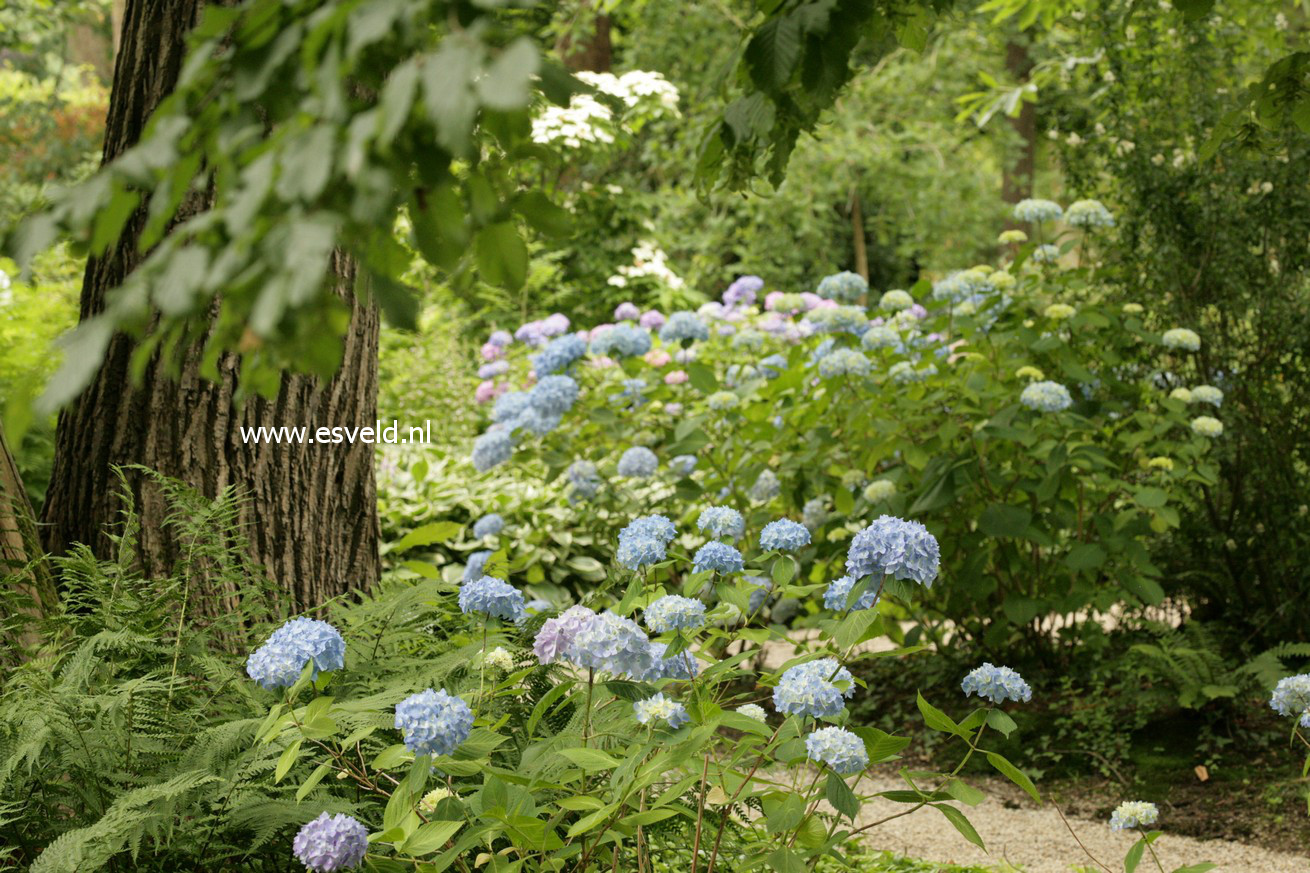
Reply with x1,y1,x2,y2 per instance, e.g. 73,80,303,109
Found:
557,748,620,771
402,820,463,855
393,521,462,552
933,803,985,849
297,761,333,800
825,773,860,820
275,739,303,783
985,751,1041,803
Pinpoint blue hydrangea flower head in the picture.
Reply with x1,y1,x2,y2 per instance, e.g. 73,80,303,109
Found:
569,611,654,678
697,506,744,539
745,576,773,613
478,360,509,379
861,325,901,351
617,534,667,571
961,663,1032,704
724,275,764,307
805,305,868,335
823,575,880,612
472,430,513,471
693,541,744,574
1020,380,1073,412
246,618,346,690
611,378,648,408
659,311,710,343
670,454,697,476
759,353,788,378
533,604,596,664
394,688,474,757
532,334,587,375
1013,198,1063,223
293,812,369,872
459,576,527,622
529,375,579,416
591,324,653,358
802,497,828,530
1270,674,1310,727
644,595,706,633
879,289,914,311
1162,328,1201,351
817,271,868,302
621,514,677,544
1065,199,1115,228
493,391,532,423
617,446,659,478
806,726,869,775
818,348,871,378
759,519,810,552
462,550,492,584
749,469,781,503
634,693,690,728
846,515,940,587
773,658,855,719
1109,801,1159,832
646,641,700,680
737,703,768,721
567,460,602,501
472,513,504,538
488,329,513,347
733,330,767,351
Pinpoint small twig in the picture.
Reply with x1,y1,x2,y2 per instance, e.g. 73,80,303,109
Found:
1052,799,1114,873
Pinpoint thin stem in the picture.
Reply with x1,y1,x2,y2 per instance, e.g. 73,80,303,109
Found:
1140,827,1167,873
1051,799,1114,873
690,753,710,873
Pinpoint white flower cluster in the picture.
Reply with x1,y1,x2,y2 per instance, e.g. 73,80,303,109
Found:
576,70,680,113
532,70,678,148
0,268,11,308
608,241,685,290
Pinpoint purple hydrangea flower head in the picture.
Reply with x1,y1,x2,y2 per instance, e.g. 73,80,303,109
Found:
478,360,510,379
488,330,513,347
543,313,570,336
533,605,596,664
773,658,855,719
961,663,1032,704
723,275,764,307
614,301,641,321
845,515,940,588
806,726,868,775
759,519,810,552
644,595,706,633
458,576,527,621
640,310,666,330
394,688,474,756
292,812,369,872
693,541,743,574
246,618,346,690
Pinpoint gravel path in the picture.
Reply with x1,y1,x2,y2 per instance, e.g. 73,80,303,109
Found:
850,773,1310,872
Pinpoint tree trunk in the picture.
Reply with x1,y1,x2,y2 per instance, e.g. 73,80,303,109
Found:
1,418,57,664
558,3,612,73
849,185,869,284
1001,38,1036,206
40,0,380,612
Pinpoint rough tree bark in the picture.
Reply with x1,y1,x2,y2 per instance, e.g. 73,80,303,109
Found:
1001,38,1036,207
40,0,380,612
557,2,612,73
1,419,57,663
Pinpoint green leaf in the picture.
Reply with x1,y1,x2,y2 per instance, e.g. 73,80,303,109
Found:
476,37,539,110
945,778,985,807
566,804,616,837
1125,837,1145,873
475,222,528,291
557,748,620,771
825,773,860,820
515,191,572,238
1171,0,1214,21
765,792,805,832
985,709,1018,738
1170,865,1217,873
917,692,963,736
771,555,797,586
979,503,1032,538
985,751,1041,803
835,608,880,649
1065,543,1107,571
1134,487,1168,509
393,521,462,552
933,803,986,850
688,362,718,393
402,820,463,855
275,739,303,783
767,847,807,873
297,761,332,800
